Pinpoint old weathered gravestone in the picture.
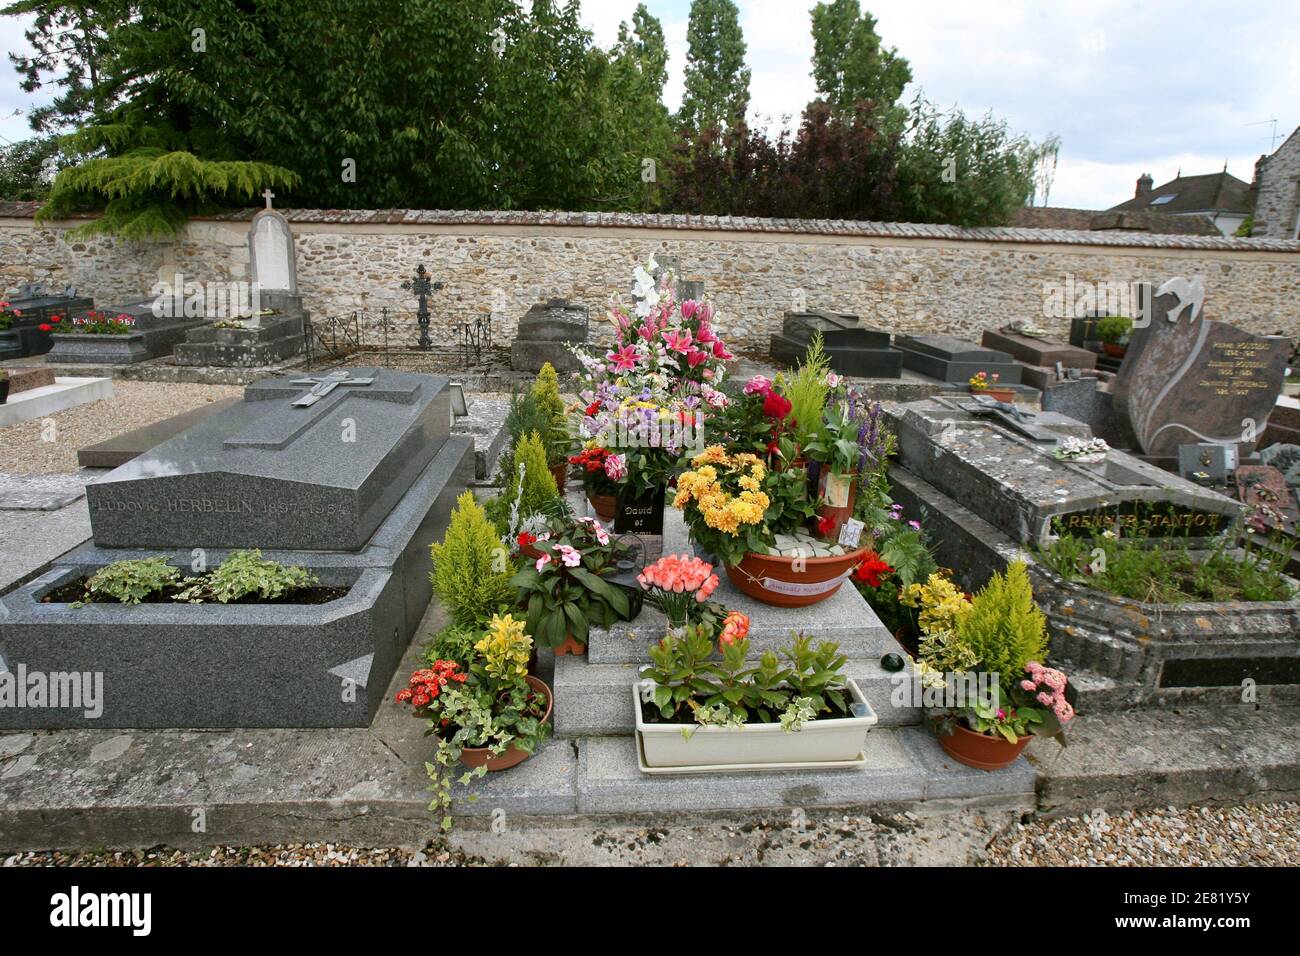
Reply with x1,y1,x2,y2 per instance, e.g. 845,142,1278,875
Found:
1111,277,1291,458
510,298,589,374
175,190,308,367
981,327,1096,371
0,284,94,360
772,310,902,378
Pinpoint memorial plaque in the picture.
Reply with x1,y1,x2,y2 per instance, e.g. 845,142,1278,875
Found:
85,367,451,550
1112,278,1290,457
614,488,666,536
1052,501,1233,538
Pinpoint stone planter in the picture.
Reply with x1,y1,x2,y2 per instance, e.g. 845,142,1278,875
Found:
936,721,1031,770
724,547,867,608
451,676,552,771
634,678,876,770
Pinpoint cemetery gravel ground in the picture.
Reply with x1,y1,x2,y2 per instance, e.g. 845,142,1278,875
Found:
0,381,243,475
3,803,1297,866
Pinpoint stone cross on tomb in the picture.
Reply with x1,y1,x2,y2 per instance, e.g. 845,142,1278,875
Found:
290,370,375,407
262,188,275,209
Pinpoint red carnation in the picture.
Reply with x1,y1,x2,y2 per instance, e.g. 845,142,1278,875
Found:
38,323,53,332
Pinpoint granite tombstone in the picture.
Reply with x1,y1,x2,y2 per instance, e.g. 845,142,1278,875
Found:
892,334,1022,385
1111,277,1291,458
771,310,902,378
510,298,590,374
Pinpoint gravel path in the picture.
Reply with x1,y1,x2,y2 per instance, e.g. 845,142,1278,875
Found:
0,381,243,475
4,803,1296,866
985,802,1300,867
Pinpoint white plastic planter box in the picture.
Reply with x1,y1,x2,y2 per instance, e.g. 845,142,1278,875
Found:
634,678,877,772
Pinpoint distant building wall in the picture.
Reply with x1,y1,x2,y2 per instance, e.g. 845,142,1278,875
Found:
1255,127,1300,240
2,205,1298,350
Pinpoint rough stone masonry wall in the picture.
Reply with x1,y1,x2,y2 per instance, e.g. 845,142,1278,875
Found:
2,206,1298,352
1255,127,1300,240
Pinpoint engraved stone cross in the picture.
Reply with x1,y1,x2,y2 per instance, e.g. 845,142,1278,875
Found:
289,370,376,407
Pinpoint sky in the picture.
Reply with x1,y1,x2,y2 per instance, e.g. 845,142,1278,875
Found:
2,0,1296,211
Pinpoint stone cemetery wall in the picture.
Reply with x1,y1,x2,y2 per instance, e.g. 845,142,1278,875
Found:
2,202,1298,352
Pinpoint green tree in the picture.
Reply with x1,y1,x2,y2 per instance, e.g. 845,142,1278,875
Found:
809,0,911,130
604,3,675,208
430,492,516,629
678,0,751,134
0,136,61,199
895,95,1056,227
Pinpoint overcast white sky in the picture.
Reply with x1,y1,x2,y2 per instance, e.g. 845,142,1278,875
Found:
2,1,1296,211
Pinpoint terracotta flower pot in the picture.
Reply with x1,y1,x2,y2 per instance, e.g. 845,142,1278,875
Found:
453,675,553,772
587,491,616,521
552,633,587,657
550,462,568,492
937,721,1031,771
1102,342,1127,359
816,470,858,540
725,547,868,608
972,387,1016,403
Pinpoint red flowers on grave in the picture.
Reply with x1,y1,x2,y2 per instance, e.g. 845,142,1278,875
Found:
569,446,612,474
38,323,53,332
516,531,538,550
395,660,467,710
853,551,894,588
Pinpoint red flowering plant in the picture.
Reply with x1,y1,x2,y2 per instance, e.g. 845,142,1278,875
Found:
567,445,621,497
714,374,800,466
71,310,136,335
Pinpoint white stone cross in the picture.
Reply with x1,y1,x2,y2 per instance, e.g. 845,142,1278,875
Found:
262,188,275,210
289,370,375,407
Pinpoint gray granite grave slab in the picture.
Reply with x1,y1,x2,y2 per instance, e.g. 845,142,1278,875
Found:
86,368,450,551
0,473,90,511
77,397,241,468
893,334,1023,384
771,310,902,378
981,328,1096,370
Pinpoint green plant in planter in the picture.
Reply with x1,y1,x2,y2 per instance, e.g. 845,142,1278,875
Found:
509,514,630,648
494,388,551,489
173,549,316,603
396,613,551,830
785,332,832,450
488,431,560,533
430,492,517,628
82,555,181,604
1096,315,1132,345
530,362,572,468
957,561,1049,685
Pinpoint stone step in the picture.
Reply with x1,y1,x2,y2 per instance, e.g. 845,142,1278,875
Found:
574,728,1034,815
552,657,920,737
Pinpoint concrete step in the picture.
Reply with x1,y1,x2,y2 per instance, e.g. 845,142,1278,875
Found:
552,657,921,737
575,728,1033,815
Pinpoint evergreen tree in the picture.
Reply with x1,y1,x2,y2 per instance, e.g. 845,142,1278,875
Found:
809,0,911,130
604,3,675,208
678,0,751,134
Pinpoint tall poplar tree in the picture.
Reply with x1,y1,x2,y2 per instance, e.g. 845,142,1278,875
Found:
678,0,751,134
809,0,911,130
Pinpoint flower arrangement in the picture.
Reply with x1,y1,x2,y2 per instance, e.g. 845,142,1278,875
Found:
636,553,721,628
397,612,551,830
68,311,136,335
509,512,632,650
572,256,735,496
1052,435,1110,463
968,371,1000,391
0,300,21,330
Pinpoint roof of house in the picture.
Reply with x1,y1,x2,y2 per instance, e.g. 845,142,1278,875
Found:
1109,171,1254,215
1012,205,1220,236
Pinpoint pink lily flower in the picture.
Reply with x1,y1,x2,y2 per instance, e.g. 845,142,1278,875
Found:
712,339,733,360
686,348,709,368
663,329,693,353
696,323,716,344
606,344,641,373
681,300,698,320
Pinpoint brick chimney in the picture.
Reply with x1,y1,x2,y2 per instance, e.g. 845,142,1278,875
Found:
1135,173,1153,199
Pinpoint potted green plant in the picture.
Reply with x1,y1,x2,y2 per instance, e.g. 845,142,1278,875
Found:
509,513,631,656
1095,315,1133,358
486,431,561,536
430,492,518,629
635,626,876,770
530,361,573,490
396,613,552,830
906,561,1074,770
568,445,622,520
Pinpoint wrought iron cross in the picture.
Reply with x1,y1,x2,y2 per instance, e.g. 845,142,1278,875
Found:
289,370,376,407
401,264,444,350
